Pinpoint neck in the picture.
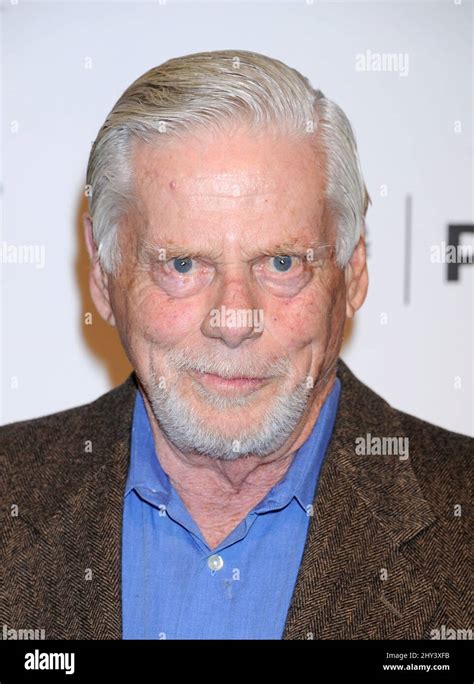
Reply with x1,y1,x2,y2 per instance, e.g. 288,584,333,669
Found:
139,371,336,549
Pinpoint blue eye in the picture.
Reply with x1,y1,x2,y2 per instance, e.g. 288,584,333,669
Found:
272,255,293,272
172,257,194,274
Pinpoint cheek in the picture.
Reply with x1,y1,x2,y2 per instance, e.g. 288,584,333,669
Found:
127,288,203,347
267,280,342,349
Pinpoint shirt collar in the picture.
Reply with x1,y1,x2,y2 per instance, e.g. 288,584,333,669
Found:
124,390,171,502
125,376,341,514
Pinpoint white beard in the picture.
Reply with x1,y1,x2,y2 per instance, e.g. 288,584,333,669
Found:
145,347,314,460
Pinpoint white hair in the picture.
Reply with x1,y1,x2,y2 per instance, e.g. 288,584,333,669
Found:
86,49,370,275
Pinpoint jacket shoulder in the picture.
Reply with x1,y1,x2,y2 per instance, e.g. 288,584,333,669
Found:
396,406,472,455
338,359,472,506
0,373,137,485
338,357,472,454
395,406,472,506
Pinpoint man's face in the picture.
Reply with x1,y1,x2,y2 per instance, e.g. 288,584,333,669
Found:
91,127,363,460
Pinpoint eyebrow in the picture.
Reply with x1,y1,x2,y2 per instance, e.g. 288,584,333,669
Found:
137,237,331,263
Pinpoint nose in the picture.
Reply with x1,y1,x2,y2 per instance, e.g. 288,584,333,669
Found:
200,266,264,348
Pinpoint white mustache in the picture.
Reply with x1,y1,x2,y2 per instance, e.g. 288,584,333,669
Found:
166,349,290,380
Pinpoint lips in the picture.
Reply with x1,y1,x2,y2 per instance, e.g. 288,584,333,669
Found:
190,370,268,392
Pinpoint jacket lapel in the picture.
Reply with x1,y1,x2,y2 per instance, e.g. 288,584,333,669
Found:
55,434,130,639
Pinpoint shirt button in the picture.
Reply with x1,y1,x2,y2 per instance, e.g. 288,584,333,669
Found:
207,554,224,572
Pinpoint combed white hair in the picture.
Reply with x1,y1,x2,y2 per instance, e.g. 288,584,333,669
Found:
86,49,370,275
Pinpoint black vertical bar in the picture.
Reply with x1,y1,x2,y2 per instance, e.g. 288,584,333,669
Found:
403,194,412,305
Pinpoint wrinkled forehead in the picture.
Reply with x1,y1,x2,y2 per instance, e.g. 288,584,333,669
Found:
131,130,326,205
125,132,329,254
167,171,277,200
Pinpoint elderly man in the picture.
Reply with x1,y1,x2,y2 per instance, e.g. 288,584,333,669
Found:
1,50,471,641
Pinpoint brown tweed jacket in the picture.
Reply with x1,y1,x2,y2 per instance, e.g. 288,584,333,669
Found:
0,359,471,640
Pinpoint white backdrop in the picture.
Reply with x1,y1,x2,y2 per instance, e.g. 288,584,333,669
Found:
1,0,473,436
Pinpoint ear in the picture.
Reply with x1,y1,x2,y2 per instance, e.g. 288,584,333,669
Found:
82,212,116,326
345,233,368,319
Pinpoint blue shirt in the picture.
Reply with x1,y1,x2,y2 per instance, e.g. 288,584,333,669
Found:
122,377,341,640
